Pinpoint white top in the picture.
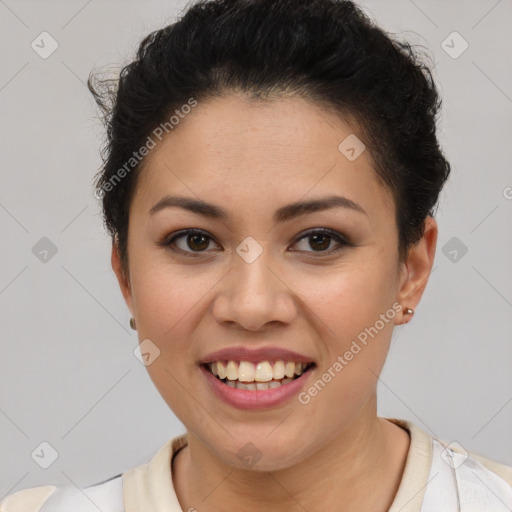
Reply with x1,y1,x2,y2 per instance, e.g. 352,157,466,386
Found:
2,418,511,512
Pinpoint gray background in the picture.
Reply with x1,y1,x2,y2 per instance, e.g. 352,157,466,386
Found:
1,0,511,497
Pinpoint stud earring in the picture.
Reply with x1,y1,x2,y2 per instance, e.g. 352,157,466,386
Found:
401,307,414,325
129,317,137,330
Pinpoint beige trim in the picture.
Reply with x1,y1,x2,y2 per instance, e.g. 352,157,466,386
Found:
123,434,187,512
0,486,56,512
386,418,433,512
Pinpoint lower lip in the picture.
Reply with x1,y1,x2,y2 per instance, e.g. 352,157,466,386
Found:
200,365,314,410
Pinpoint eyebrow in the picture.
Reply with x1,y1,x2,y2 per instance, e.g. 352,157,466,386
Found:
148,194,368,222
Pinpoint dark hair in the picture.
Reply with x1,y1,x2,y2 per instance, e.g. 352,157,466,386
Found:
88,0,450,276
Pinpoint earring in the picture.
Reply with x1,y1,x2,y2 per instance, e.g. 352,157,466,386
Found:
401,307,414,325
129,317,137,330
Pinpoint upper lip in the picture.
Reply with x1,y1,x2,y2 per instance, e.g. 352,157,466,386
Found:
198,346,315,365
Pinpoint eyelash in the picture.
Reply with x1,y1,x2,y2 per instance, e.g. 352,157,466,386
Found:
159,228,352,257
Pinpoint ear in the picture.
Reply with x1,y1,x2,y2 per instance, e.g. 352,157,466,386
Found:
111,238,134,316
396,216,438,325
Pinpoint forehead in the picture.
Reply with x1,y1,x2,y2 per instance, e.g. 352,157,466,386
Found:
131,93,394,219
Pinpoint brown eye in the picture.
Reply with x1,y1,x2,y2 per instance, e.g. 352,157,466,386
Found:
291,229,349,254
185,233,210,251
163,229,220,255
161,228,351,258
308,233,331,251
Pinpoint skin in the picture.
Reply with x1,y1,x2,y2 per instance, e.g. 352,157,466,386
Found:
112,93,437,511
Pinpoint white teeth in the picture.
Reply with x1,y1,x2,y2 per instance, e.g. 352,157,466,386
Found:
254,361,273,382
226,360,238,380
236,381,256,391
217,361,226,379
284,361,296,378
207,359,312,387
238,361,255,382
235,377,294,390
272,360,285,380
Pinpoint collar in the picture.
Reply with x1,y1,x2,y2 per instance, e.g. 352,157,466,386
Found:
387,418,433,512
122,418,432,512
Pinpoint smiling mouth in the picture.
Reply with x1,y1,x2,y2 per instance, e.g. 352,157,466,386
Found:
203,360,316,390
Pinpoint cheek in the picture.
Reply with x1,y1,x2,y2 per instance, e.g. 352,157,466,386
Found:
294,253,398,336
128,260,209,416
293,255,398,405
129,237,214,322
128,251,230,386
294,269,397,425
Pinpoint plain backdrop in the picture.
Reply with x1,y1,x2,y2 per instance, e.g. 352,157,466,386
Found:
1,0,511,497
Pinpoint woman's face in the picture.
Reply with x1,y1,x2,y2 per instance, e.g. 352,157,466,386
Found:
113,93,431,470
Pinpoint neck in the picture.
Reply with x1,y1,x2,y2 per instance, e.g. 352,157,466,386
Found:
172,404,409,512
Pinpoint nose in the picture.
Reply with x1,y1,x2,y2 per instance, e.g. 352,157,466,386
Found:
211,248,298,332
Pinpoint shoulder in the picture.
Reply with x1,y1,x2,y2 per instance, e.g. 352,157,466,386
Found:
0,485,56,512
460,447,512,487
0,434,189,512
386,418,512,511
391,418,512,482
0,474,124,512
429,432,512,487
425,437,512,510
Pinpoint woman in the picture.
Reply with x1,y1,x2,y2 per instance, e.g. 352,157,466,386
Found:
2,0,511,510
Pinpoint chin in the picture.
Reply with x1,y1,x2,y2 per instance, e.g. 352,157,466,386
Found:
209,430,312,473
